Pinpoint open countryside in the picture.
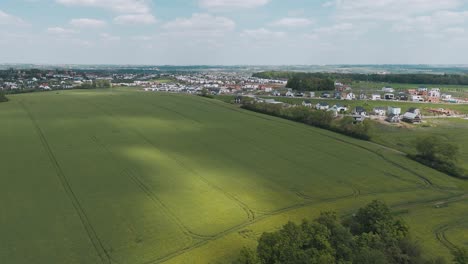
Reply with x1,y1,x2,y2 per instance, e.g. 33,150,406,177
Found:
2,88,468,263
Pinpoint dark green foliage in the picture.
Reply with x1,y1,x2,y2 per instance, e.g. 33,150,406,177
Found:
286,75,335,91
253,71,468,86
0,91,8,102
236,201,447,264
76,80,111,89
410,136,466,179
199,88,214,99
241,102,372,140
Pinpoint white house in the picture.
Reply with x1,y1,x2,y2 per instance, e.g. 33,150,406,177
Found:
333,104,348,113
285,91,295,97
382,87,395,93
388,106,402,116
441,94,452,100
316,102,330,110
373,107,387,116
428,88,441,98
412,95,425,102
384,93,395,100
309,92,316,98
371,94,382,101
302,100,313,107
344,92,356,100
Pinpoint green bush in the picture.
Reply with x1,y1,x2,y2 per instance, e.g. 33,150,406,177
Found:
410,136,466,179
241,102,372,140
235,201,447,264
0,91,8,102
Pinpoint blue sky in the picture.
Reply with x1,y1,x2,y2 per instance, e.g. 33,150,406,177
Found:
1,0,468,65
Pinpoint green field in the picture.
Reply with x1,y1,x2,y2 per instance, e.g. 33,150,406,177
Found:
372,118,468,172
1,88,468,264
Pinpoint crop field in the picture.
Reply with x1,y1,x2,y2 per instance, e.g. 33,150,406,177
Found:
1,88,468,263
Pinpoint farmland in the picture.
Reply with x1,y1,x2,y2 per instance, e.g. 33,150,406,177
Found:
1,88,468,263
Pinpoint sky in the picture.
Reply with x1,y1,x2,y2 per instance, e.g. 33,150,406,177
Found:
1,0,468,65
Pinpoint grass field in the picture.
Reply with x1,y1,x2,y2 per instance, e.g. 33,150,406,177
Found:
372,118,468,171
1,88,468,264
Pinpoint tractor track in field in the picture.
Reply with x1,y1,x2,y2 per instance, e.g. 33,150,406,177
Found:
19,101,115,264
151,188,468,264
82,98,257,223
29,95,464,264
90,135,214,241
204,99,453,191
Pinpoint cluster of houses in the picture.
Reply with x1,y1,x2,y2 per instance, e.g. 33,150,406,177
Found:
302,100,423,124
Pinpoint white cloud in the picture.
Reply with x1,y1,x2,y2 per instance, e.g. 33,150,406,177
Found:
162,13,235,36
199,0,269,9
100,33,120,41
70,18,107,28
445,27,465,34
46,27,76,34
0,10,27,26
329,0,462,21
56,0,151,14
241,28,286,39
315,23,353,34
114,13,156,24
270,18,314,28
392,11,468,33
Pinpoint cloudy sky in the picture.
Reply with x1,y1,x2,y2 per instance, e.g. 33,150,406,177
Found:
1,0,468,65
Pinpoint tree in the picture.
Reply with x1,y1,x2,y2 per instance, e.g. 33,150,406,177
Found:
413,136,465,178
236,201,447,264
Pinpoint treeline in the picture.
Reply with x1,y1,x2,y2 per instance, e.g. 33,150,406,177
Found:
236,200,459,264
75,80,111,89
253,71,468,86
287,75,335,91
0,91,8,102
411,136,467,179
241,102,372,140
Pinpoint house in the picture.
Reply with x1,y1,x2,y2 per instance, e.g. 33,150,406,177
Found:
371,94,382,101
352,115,366,123
384,93,395,100
316,102,330,110
285,91,294,97
359,93,367,100
429,88,441,98
407,108,421,115
402,108,422,123
272,91,281,96
373,107,387,116
388,106,402,116
382,87,395,93
302,100,313,107
333,104,348,113
411,95,425,102
402,112,422,123
295,92,305,97
441,94,452,100
353,106,367,116
397,92,408,101
309,92,316,98
321,92,331,98
386,114,401,123
344,92,356,100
